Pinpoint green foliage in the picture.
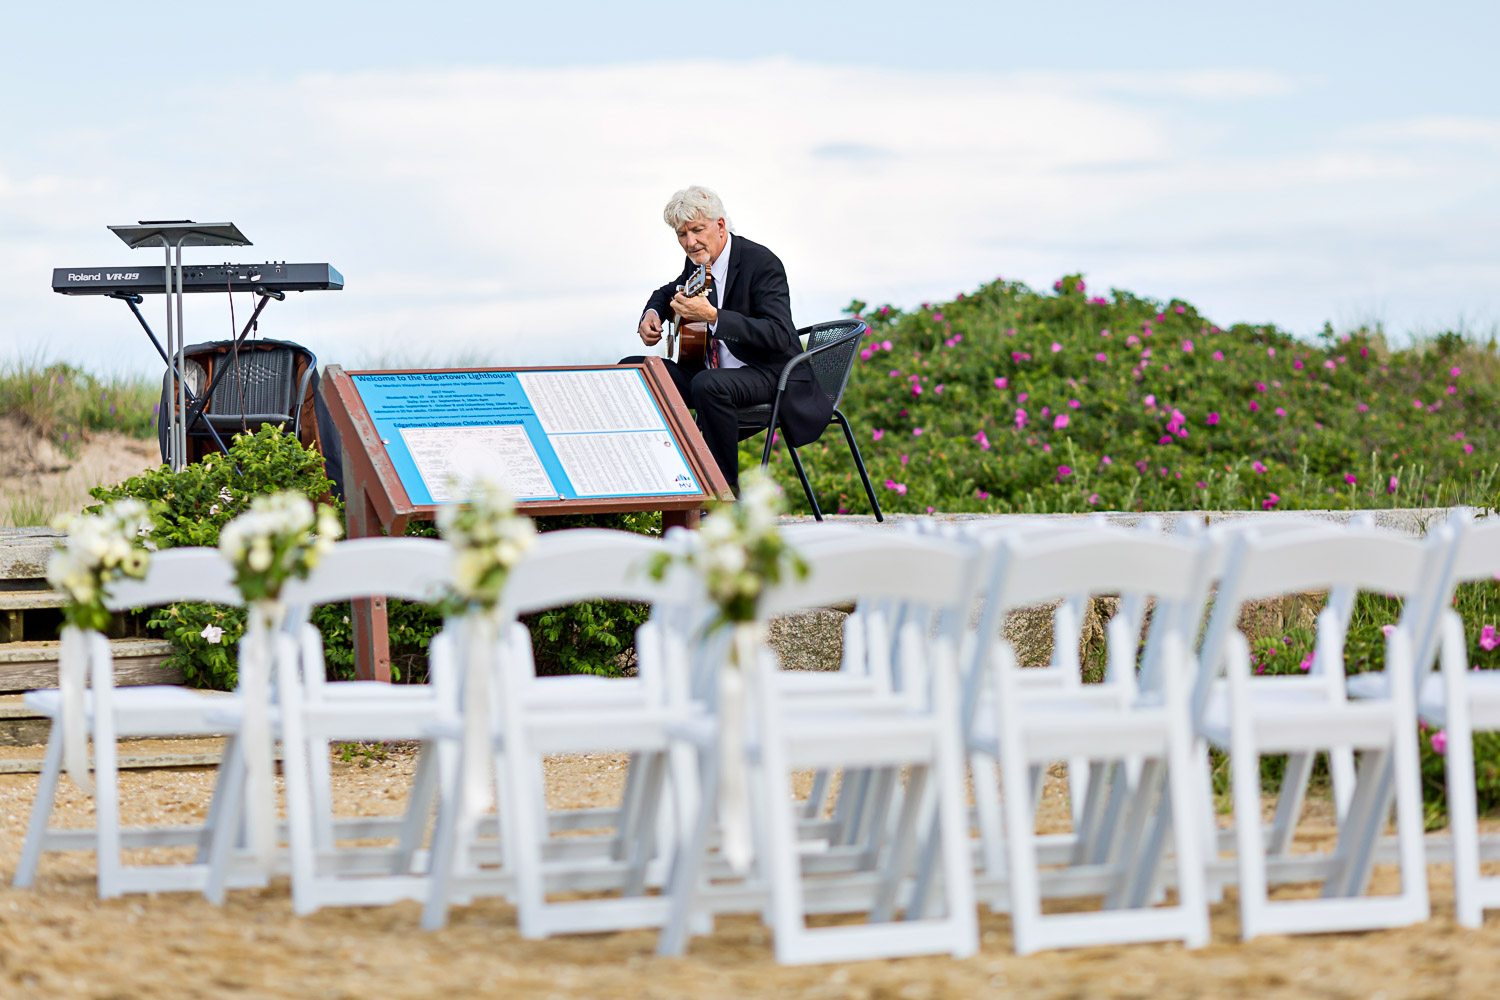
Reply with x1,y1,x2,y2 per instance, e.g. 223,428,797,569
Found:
763,276,1500,515
88,426,336,689
525,510,661,677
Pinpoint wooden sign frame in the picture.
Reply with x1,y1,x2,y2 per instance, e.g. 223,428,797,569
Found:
320,358,732,680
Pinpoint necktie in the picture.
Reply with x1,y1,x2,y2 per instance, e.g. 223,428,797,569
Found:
704,272,720,369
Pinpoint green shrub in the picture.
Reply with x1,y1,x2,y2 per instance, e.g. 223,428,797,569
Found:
0,359,157,449
88,425,336,689
753,276,1500,515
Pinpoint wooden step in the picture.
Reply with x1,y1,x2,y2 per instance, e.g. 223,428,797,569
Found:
0,638,180,693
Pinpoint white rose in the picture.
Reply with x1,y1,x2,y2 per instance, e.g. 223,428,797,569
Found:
200,624,224,644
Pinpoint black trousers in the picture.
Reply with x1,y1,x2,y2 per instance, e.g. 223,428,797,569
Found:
619,356,777,495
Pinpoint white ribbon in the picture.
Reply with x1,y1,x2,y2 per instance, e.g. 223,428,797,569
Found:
239,600,285,872
58,625,94,794
718,621,760,875
459,614,499,826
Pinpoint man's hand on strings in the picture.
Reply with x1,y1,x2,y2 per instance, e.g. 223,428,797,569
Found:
638,309,663,346
671,291,717,325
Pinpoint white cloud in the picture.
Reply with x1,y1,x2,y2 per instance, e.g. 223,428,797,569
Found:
3,59,1497,376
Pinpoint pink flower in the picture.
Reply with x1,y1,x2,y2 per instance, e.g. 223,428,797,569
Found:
1253,461,1267,474
912,427,923,436
1267,347,1276,358
1087,493,1100,505
1206,412,1220,426
1412,399,1423,409
1324,360,1336,370
884,479,907,495
1155,313,1166,322
1298,652,1313,671
1095,352,1108,362
1345,473,1357,484
1212,350,1225,361
926,506,935,514
1388,475,1399,494
1056,465,1073,479
1293,359,1304,370
1447,385,1458,396
1357,402,1369,413
882,340,892,351
1382,624,1396,638
1196,481,1207,489
910,383,922,396
1015,408,1028,428
860,348,873,360
994,376,1008,389
934,384,944,394
1274,407,1286,417
1018,392,1028,403
1249,401,1261,412
976,489,990,499
1126,334,1141,346
1481,625,1499,651
1158,435,1173,445
973,431,991,451
1431,730,1448,755
1262,494,1280,510
900,454,909,465
1451,366,1462,377
1175,305,1186,314
932,312,944,322
1100,328,1112,337
1144,394,1157,408
1068,399,1081,409
872,429,884,441
1101,455,1113,465
1182,340,1194,353
1465,443,1475,454
1051,342,1062,353
1054,414,1069,430
1254,382,1266,392
889,370,901,377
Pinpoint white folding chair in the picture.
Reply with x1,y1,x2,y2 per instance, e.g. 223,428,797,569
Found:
231,536,456,914
658,532,982,965
1190,523,1452,938
1401,515,1500,927
15,549,266,898
420,528,703,938
955,528,1210,953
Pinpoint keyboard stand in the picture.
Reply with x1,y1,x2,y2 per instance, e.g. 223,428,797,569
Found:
108,221,251,471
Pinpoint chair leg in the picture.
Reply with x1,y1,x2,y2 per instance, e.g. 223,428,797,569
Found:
833,409,883,522
783,438,822,521
15,725,66,888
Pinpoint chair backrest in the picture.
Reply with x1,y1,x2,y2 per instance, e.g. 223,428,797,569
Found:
278,537,451,606
209,346,295,419
1447,513,1499,583
798,320,868,410
497,528,693,614
107,547,242,610
1193,521,1459,723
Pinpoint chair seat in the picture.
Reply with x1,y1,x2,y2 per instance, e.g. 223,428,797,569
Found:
26,686,240,736
968,696,1171,761
736,403,774,430
1199,685,1399,751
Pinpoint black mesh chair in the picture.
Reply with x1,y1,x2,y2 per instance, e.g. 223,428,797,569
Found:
736,320,883,522
159,340,316,463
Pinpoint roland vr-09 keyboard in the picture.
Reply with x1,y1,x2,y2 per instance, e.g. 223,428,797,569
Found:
52,262,343,296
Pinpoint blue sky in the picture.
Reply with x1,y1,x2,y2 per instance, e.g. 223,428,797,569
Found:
3,1,1496,374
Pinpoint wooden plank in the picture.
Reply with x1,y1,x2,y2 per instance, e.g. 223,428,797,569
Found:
0,590,67,611
0,639,180,692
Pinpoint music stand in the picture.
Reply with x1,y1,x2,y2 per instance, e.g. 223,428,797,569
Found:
109,221,251,471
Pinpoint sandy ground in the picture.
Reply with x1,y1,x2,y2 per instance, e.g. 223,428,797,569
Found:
0,416,158,523
0,745,1494,1000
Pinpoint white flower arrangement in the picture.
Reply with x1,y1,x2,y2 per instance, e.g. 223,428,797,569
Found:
48,498,155,632
437,475,536,614
653,470,806,627
218,491,342,604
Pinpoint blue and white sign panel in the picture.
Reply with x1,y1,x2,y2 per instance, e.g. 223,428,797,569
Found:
351,368,702,505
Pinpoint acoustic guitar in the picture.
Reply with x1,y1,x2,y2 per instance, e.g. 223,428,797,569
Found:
664,262,715,365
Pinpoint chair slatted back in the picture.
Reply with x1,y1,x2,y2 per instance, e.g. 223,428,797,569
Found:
278,537,451,605
107,548,242,610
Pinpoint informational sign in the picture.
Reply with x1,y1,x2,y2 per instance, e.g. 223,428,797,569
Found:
349,367,701,505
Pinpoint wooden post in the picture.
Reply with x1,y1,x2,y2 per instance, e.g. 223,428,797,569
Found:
343,473,392,683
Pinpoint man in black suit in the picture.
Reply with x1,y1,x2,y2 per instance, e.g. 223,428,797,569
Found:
620,186,831,495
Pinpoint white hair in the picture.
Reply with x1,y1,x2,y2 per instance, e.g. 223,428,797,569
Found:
663,185,732,231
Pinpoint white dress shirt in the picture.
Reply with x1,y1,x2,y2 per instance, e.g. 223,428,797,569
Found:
710,233,745,369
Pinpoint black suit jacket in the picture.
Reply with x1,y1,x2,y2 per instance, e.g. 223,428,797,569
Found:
643,235,832,447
